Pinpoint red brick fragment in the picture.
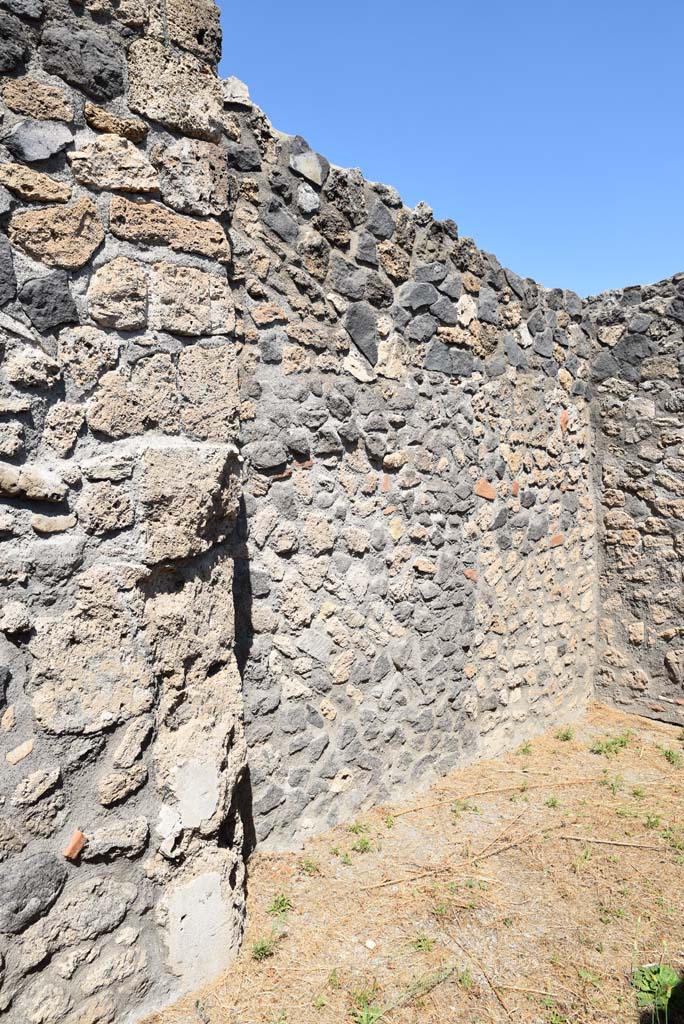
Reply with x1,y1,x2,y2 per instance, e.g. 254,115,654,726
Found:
550,533,565,548
511,480,519,497
63,830,87,861
559,409,569,433
474,478,496,501
463,568,478,582
380,474,391,493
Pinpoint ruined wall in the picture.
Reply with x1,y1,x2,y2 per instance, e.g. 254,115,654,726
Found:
587,276,684,724
0,0,248,1020
225,103,599,844
0,0,681,1019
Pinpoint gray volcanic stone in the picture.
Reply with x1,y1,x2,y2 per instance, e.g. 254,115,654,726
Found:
4,120,73,162
226,143,261,171
366,198,395,239
406,313,437,343
398,281,439,310
431,295,458,324
41,24,125,100
0,11,29,72
478,287,499,325
450,348,475,376
423,339,452,374
415,262,447,283
263,197,298,244
0,850,67,934
504,333,527,368
289,136,330,188
344,301,378,365
329,254,365,300
246,440,287,470
0,236,17,307
19,271,78,332
3,0,43,15
356,232,377,266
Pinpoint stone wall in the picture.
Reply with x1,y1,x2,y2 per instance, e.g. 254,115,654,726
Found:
0,0,681,1020
588,277,684,723
226,106,599,845
0,0,248,1020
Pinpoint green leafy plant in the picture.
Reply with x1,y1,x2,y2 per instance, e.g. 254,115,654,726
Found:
351,836,372,854
633,963,683,1022
268,892,293,917
545,796,559,808
298,857,320,876
384,814,395,829
555,726,574,742
347,821,369,835
519,741,532,756
457,967,473,990
350,985,382,1024
252,931,279,961
451,799,478,817
413,933,434,952
659,746,682,769
350,1008,383,1024
590,732,631,758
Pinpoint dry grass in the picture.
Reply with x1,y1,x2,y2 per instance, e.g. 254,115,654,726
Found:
145,704,684,1024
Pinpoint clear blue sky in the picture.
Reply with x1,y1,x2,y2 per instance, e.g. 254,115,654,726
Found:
218,1,683,297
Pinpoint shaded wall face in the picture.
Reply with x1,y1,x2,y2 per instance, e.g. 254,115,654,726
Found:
226,103,599,844
588,277,684,723
0,0,247,1020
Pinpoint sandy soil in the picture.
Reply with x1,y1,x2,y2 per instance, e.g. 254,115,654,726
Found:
145,704,684,1024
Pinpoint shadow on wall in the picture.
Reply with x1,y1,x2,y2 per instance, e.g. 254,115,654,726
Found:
230,496,257,860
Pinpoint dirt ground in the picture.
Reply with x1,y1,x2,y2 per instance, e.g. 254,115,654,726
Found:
146,704,684,1024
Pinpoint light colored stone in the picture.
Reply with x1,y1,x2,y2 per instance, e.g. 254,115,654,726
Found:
149,263,234,336
82,816,148,860
159,0,222,63
9,197,104,269
87,257,147,330
85,0,147,28
0,164,71,203
83,101,148,141
12,767,61,807
77,481,134,535
0,462,66,502
222,76,251,107
30,566,155,735
138,441,238,563
109,196,230,261
86,354,179,438
4,344,61,388
154,137,235,216
127,39,224,141
69,134,158,192
58,326,120,393
42,403,84,456
1,78,73,122
6,739,34,765
0,420,24,457
0,600,30,634
161,872,238,989
31,513,77,534
98,765,148,806
178,343,239,441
